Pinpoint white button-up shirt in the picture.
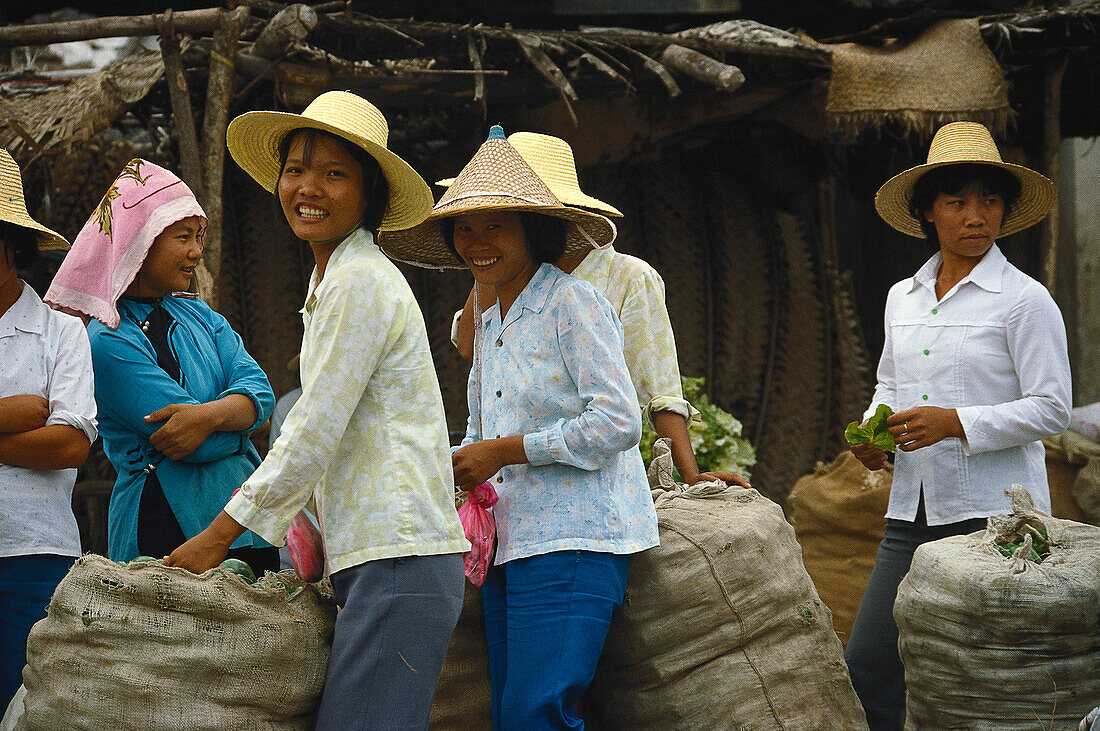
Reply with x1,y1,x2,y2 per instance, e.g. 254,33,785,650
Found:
866,245,1071,524
1,282,98,558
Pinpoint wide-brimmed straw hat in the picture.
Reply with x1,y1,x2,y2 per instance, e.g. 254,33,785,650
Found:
875,121,1056,239
379,126,616,269
226,91,433,231
0,148,69,251
435,131,622,218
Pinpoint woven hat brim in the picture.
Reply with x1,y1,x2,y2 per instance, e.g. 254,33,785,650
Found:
226,110,434,231
875,160,1056,239
378,198,616,269
2,216,70,251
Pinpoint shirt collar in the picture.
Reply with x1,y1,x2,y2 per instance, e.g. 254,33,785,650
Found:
908,244,1006,295
302,228,373,314
0,280,45,338
484,262,559,330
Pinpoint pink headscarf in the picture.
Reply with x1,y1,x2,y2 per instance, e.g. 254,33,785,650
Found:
45,159,207,329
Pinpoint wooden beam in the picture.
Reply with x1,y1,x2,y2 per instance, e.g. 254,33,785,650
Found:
198,5,251,310
1040,52,1069,293
0,9,224,47
156,11,204,202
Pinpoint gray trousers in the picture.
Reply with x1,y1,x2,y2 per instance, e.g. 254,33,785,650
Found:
315,553,465,731
843,498,985,731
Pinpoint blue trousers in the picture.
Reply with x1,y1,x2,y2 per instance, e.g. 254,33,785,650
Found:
314,553,465,731
843,501,985,731
0,554,73,707
481,550,629,731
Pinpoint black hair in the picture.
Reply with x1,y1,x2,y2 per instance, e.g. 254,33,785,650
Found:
276,128,390,233
0,222,40,271
440,211,568,265
908,163,1023,244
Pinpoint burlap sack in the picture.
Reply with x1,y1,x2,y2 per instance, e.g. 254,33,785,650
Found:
1045,430,1100,525
428,582,491,730
18,554,335,731
584,439,868,730
896,486,1100,730
788,452,891,644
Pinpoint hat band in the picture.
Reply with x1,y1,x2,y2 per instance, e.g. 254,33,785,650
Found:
927,147,1002,163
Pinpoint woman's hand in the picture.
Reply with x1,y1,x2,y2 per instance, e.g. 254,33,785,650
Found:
850,442,889,471
164,511,246,573
686,470,752,489
887,406,964,452
452,436,528,491
0,394,50,433
145,403,216,460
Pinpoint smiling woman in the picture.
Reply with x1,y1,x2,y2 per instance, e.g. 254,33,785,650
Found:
44,159,278,573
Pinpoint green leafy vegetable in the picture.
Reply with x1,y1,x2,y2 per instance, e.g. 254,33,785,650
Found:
639,376,756,480
844,404,897,453
220,558,257,583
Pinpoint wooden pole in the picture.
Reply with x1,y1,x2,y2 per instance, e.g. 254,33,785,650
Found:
657,44,745,93
0,9,223,46
198,5,251,310
1040,53,1068,294
156,11,204,202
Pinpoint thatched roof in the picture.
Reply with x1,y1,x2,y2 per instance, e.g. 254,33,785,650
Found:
1,1,1099,159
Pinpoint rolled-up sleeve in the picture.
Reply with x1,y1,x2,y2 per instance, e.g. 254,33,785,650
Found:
45,316,98,444
956,287,1072,455
522,284,641,470
228,266,402,545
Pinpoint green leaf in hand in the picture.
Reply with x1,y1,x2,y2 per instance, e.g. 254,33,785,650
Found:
845,404,897,452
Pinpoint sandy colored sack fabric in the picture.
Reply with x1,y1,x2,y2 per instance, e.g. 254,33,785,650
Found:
896,486,1100,730
584,439,868,730
788,451,891,645
18,554,335,731
1045,430,1100,525
428,580,492,730
826,18,1009,140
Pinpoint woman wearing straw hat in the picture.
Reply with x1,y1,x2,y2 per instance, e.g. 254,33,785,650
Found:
846,121,1071,729
0,150,97,706
164,91,468,728
380,126,659,730
45,159,278,573
446,131,751,490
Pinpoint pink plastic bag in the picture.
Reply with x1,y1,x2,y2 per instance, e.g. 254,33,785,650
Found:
287,510,325,583
457,482,499,587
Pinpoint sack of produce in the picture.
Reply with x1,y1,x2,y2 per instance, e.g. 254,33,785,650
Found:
584,439,868,730
788,451,891,644
1043,430,1097,523
896,486,1100,730
429,576,492,730
18,554,335,731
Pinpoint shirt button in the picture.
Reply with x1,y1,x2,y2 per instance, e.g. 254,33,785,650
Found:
496,390,502,397
496,339,503,346
931,308,938,315
923,349,930,355
922,395,929,400
496,476,503,483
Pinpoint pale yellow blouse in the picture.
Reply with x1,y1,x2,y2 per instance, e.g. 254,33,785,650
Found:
228,229,468,575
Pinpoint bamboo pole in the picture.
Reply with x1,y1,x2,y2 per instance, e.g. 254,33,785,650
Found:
0,9,223,46
156,11,204,202
1040,53,1068,294
198,5,251,309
